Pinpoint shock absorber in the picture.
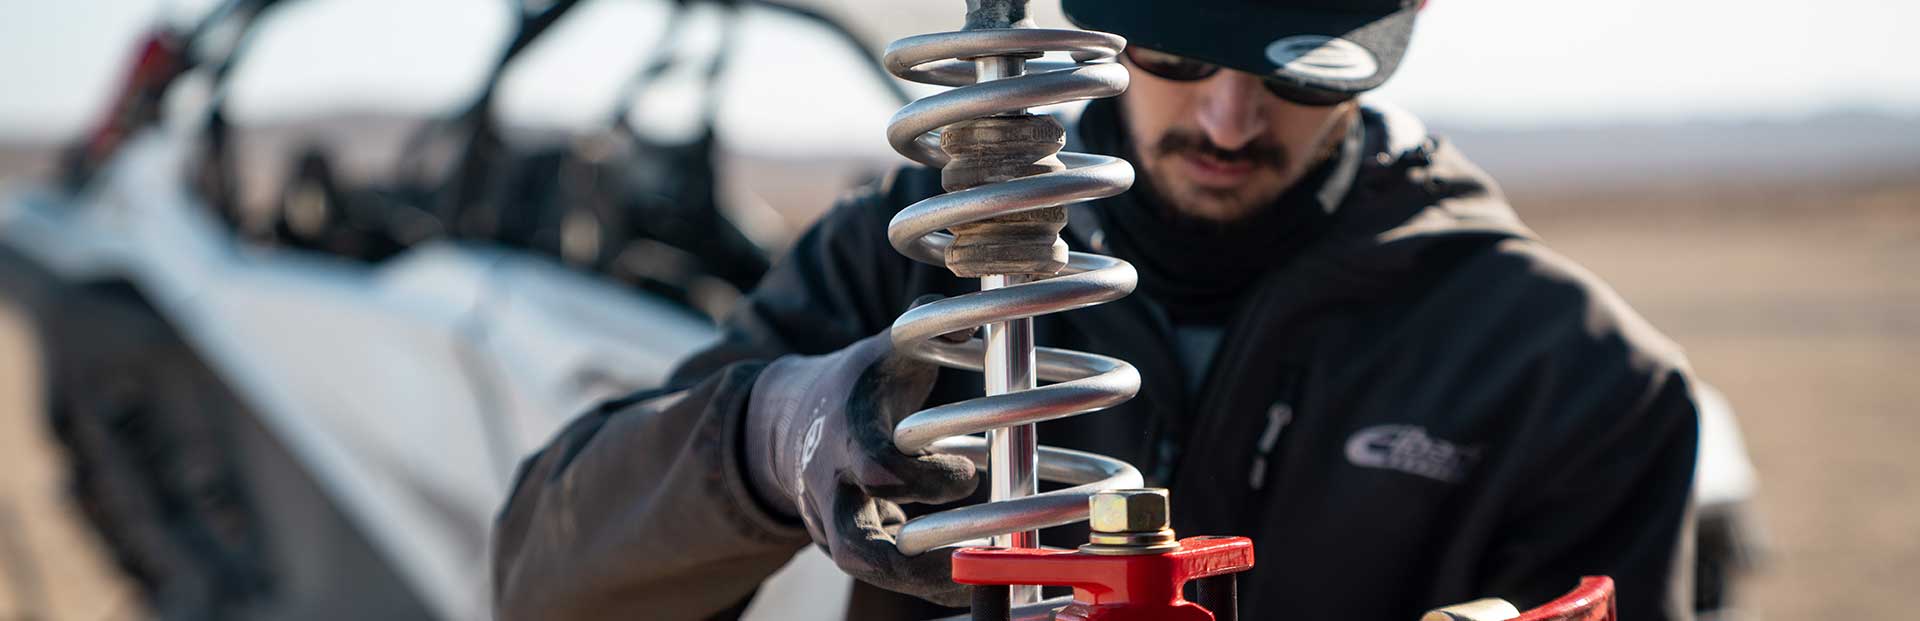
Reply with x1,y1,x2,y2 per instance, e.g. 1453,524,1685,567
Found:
880,0,1142,605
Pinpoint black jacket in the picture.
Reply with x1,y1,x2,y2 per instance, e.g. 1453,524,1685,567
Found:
492,102,1698,621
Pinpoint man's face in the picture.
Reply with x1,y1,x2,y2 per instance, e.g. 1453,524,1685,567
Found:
1119,50,1359,222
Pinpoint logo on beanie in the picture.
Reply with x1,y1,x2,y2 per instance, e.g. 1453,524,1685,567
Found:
1265,35,1379,82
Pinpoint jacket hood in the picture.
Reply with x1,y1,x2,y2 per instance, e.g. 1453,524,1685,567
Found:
1322,100,1538,281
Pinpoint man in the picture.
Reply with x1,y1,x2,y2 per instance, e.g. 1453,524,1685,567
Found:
492,0,1699,619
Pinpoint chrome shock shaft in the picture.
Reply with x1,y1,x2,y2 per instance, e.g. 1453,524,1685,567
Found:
880,0,1143,597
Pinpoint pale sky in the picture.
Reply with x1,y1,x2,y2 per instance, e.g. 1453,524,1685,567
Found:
2,0,1916,152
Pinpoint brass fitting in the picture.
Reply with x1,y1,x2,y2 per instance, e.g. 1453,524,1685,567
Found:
1420,598,1521,621
1081,488,1179,555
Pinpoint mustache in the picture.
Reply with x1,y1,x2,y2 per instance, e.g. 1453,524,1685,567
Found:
1150,129,1286,169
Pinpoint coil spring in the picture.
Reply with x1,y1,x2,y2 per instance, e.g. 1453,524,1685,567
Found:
881,26,1146,556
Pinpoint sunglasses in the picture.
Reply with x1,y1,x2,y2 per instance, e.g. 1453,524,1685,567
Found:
1123,46,1355,108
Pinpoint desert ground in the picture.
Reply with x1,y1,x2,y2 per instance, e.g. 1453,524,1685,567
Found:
0,148,1915,619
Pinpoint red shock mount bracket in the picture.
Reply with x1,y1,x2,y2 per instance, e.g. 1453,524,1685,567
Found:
953,536,1256,621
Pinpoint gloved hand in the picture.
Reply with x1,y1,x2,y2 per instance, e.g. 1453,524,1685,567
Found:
745,326,980,607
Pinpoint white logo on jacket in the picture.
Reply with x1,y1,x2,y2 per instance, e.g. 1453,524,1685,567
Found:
1344,424,1482,483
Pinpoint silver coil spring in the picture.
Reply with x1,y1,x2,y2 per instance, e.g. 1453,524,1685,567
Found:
881,25,1146,556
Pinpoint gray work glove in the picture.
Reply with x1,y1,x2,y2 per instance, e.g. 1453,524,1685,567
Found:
745,326,980,607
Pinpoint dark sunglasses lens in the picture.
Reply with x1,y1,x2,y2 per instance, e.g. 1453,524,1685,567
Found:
1127,46,1356,107
1263,79,1355,107
1124,47,1218,81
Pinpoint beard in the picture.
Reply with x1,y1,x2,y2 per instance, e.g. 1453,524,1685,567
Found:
1141,128,1295,224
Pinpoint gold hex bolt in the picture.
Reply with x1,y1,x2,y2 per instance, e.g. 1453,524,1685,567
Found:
1090,488,1169,533
1083,488,1179,555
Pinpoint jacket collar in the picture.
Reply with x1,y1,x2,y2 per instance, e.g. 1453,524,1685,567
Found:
1062,98,1535,275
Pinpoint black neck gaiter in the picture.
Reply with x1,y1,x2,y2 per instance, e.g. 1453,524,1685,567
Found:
1079,98,1361,325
